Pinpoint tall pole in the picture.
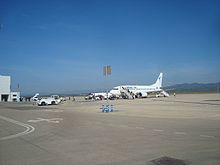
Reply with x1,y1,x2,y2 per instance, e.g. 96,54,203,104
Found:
103,65,111,104
106,66,108,104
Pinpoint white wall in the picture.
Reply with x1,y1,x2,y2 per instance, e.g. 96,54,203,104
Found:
0,76,11,94
0,75,20,102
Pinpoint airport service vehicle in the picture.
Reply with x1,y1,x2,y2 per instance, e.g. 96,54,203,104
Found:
85,92,114,100
51,95,64,102
37,97,60,106
109,73,169,98
31,93,39,101
30,93,61,106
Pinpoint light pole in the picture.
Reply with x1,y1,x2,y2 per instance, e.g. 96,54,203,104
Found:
103,65,111,106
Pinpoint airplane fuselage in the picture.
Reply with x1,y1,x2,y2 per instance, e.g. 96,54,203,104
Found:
109,73,168,98
110,85,162,97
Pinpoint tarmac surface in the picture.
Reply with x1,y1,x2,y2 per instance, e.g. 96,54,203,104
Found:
0,94,220,165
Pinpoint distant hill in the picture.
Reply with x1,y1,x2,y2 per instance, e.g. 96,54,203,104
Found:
164,82,220,93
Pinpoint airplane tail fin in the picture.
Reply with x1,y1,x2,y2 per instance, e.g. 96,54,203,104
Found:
152,73,163,88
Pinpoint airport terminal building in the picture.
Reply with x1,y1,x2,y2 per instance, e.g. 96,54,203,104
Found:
0,75,20,102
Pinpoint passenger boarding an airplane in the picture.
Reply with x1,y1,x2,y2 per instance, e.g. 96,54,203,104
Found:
109,73,169,99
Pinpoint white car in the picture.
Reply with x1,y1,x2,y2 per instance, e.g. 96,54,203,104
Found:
51,95,64,102
37,97,60,106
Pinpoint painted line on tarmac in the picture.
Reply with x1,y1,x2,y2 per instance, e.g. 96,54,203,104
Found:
28,118,63,123
0,115,35,140
174,132,186,135
200,135,215,139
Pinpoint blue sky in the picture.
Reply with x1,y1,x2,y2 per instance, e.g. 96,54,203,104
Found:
0,0,219,94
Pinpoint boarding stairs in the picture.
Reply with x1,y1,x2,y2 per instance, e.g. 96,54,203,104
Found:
120,87,134,99
160,90,170,97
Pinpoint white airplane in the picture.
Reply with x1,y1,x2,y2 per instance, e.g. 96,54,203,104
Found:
109,73,169,98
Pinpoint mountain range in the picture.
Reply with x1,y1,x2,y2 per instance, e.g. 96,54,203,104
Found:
164,82,220,93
